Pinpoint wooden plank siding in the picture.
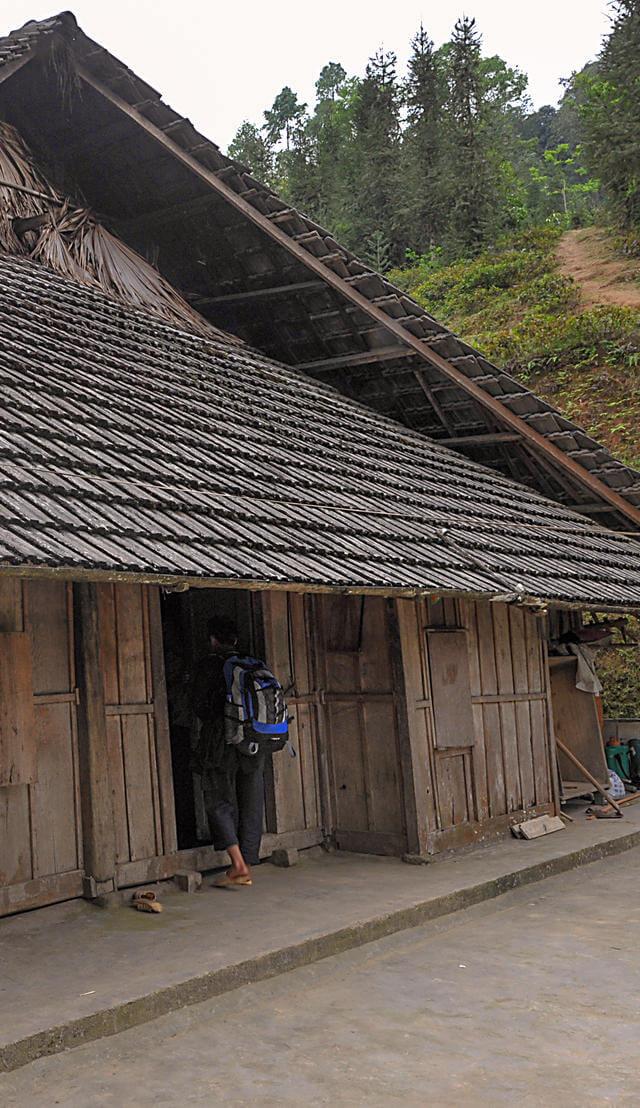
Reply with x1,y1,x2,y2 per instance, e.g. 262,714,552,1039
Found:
261,591,322,840
397,596,554,854
96,583,177,877
0,578,84,915
314,594,407,856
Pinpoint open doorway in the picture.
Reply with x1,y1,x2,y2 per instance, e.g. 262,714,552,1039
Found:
160,587,263,849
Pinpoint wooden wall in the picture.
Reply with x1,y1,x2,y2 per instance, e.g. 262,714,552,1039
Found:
1,576,559,915
96,583,176,887
0,579,84,914
397,596,555,853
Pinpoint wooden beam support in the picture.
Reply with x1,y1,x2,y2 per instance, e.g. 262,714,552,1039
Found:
73,65,640,530
296,345,414,373
147,587,178,854
437,432,521,447
193,280,325,307
73,582,116,888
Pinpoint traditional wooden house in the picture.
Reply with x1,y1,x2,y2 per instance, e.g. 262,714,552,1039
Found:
2,13,640,918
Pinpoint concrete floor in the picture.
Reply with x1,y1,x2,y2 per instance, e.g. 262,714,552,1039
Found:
1,849,639,1106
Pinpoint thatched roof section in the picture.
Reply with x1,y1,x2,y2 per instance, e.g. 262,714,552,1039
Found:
0,12,639,532
0,120,235,339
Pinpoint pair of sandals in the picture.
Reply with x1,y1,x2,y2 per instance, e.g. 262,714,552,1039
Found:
132,889,163,913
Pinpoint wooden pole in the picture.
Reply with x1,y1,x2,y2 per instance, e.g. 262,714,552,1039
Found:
555,737,624,816
74,582,117,892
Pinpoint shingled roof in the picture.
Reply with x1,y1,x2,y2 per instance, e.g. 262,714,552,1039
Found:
1,251,640,610
1,12,640,535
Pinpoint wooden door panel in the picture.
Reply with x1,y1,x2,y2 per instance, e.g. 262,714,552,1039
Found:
435,751,473,828
28,580,73,695
271,712,306,832
1,580,83,913
114,586,150,704
399,597,553,856
359,597,392,692
0,631,36,785
427,631,475,749
121,714,158,861
317,595,407,855
328,701,369,833
550,659,608,787
105,714,129,863
98,584,173,868
0,785,31,886
362,700,403,834
31,702,80,876
260,591,322,837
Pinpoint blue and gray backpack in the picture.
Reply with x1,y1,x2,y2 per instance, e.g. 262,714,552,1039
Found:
223,655,292,757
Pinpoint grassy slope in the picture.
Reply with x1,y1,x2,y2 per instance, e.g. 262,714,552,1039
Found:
390,227,640,715
391,226,640,469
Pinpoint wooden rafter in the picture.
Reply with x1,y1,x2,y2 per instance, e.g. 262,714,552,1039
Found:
192,280,325,307
75,64,640,530
296,346,414,372
437,432,521,447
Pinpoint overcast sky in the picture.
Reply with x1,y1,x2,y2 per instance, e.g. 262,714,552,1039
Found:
4,1,612,149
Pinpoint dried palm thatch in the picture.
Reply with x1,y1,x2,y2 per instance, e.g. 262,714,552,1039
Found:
0,121,236,341
32,203,226,338
0,122,61,253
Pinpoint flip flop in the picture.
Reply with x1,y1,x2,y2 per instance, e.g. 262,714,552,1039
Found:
212,874,252,888
132,890,163,912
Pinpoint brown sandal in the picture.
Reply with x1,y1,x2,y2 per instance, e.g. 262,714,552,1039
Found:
212,874,252,888
132,890,163,912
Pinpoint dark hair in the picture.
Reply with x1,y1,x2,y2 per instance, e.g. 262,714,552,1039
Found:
207,615,237,648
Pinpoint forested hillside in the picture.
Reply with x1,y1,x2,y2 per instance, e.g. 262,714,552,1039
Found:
229,17,598,265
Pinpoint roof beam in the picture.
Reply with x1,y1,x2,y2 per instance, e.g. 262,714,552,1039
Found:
437,432,522,447
75,64,640,531
296,345,414,374
193,280,325,307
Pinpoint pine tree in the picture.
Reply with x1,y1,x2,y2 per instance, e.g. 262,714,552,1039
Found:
401,25,446,252
441,17,493,252
350,49,403,264
263,87,307,150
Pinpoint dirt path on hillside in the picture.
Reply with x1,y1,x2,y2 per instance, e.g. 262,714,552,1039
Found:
557,228,640,309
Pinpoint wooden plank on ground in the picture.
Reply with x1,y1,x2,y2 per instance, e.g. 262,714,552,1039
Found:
512,814,565,839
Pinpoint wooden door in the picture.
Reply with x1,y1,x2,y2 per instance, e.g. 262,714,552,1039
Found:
261,591,323,845
549,656,608,792
97,583,176,886
398,597,554,854
0,578,84,916
315,595,407,856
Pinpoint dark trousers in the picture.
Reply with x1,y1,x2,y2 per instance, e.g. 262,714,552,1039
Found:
204,751,265,866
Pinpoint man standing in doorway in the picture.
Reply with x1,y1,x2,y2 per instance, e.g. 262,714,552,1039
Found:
192,616,265,887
